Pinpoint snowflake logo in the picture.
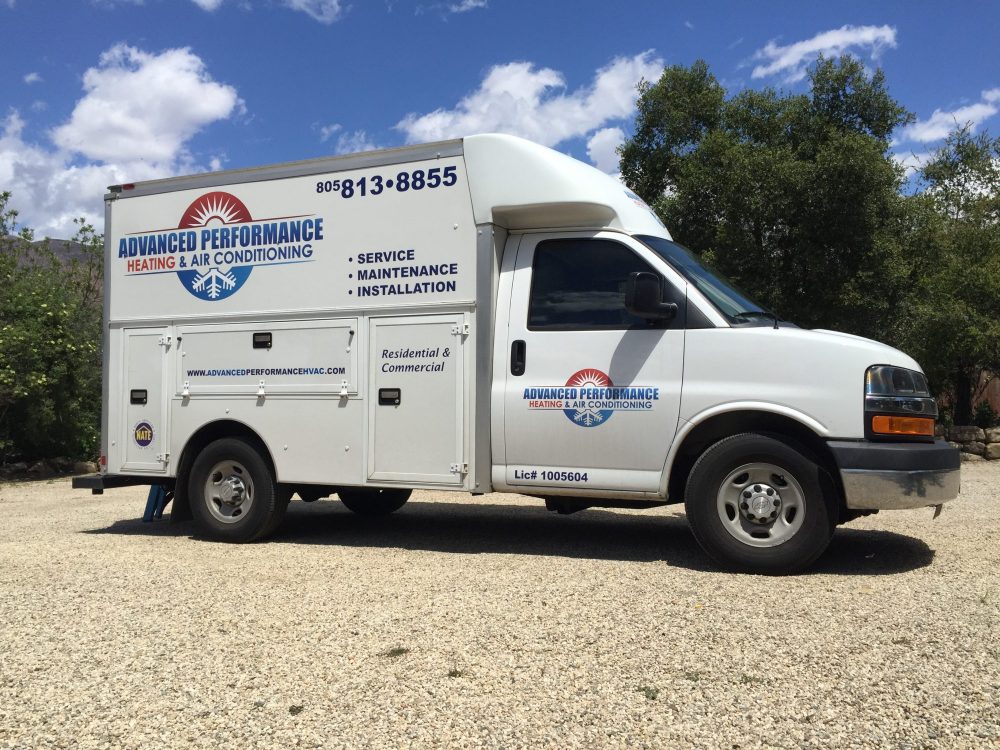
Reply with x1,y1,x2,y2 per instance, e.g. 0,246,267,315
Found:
191,268,238,299
563,368,614,428
175,191,255,302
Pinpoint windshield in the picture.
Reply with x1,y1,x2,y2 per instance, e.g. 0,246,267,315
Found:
636,235,772,323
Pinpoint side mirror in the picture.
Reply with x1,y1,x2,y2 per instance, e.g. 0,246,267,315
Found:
625,272,678,321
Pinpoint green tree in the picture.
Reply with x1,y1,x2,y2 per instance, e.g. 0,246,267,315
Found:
620,56,914,339
900,129,1000,423
0,191,103,462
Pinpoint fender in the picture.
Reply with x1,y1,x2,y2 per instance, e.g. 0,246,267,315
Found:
659,401,830,497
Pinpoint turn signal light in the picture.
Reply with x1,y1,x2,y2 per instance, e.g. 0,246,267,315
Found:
871,415,934,436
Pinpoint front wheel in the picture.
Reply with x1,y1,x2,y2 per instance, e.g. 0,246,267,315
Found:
188,438,288,542
684,433,835,574
338,487,411,516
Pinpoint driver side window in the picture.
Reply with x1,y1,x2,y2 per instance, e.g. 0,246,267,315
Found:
527,238,681,330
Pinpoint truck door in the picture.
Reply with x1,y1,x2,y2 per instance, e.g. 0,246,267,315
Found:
120,327,170,473
368,314,467,486
500,232,685,493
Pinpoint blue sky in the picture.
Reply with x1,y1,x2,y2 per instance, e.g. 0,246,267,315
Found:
2,0,999,236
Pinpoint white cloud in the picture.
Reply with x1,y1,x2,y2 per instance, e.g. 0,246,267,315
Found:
332,129,379,154
897,88,1000,144
684,20,693,30
395,51,662,148
23,72,42,84
318,123,342,142
52,44,242,163
0,110,166,238
1,45,242,237
751,24,896,83
586,127,624,173
282,0,342,23
317,123,379,153
107,0,345,20
892,150,934,177
448,0,486,11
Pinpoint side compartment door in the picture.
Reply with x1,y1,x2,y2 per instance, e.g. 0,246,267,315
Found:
120,327,170,473
501,233,686,493
368,314,467,486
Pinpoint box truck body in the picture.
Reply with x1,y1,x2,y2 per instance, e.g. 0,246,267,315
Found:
75,134,960,573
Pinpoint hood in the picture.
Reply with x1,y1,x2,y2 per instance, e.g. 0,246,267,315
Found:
810,329,922,372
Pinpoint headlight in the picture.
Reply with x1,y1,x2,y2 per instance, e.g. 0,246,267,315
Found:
864,365,937,437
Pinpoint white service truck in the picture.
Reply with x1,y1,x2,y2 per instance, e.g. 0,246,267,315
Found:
74,134,960,573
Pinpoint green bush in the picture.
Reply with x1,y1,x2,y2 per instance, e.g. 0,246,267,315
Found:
0,192,103,462
972,401,999,429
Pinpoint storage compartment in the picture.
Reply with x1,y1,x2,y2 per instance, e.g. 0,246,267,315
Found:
368,315,466,485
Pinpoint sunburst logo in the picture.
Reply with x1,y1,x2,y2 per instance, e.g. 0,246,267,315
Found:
176,191,255,301
564,369,614,427
180,192,252,227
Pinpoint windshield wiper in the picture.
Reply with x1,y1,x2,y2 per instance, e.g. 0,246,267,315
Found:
733,310,781,330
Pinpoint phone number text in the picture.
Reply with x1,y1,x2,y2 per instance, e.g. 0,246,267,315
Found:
316,166,458,199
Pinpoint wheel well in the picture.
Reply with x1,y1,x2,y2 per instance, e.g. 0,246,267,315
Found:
667,411,845,513
170,420,276,522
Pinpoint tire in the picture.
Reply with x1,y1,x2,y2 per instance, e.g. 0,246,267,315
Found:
338,487,411,516
684,433,836,574
188,438,288,542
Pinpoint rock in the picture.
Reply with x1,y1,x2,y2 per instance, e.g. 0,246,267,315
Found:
935,424,947,438
985,427,1000,444
950,425,985,443
27,461,55,478
948,441,962,450
963,442,986,456
50,457,74,472
961,452,986,463
0,461,29,476
73,461,98,475
985,443,1000,460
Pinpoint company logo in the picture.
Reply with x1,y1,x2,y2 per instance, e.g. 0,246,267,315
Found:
117,191,324,302
522,369,660,428
133,421,154,447
176,193,254,301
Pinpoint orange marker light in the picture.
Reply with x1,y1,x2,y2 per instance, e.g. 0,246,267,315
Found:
871,415,934,436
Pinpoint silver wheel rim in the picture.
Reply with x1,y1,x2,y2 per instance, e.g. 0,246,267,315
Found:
203,460,255,524
716,462,805,548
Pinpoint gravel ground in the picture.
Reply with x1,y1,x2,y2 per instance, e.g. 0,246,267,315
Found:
0,464,998,750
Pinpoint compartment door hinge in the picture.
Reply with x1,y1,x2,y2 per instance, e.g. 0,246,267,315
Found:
451,323,470,337
450,462,469,475
158,335,172,349
156,451,170,465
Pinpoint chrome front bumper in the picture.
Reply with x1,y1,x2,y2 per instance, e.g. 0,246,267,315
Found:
828,440,961,511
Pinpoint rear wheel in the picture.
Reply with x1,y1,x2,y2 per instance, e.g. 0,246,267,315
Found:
684,433,835,574
188,438,288,542
338,487,411,516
